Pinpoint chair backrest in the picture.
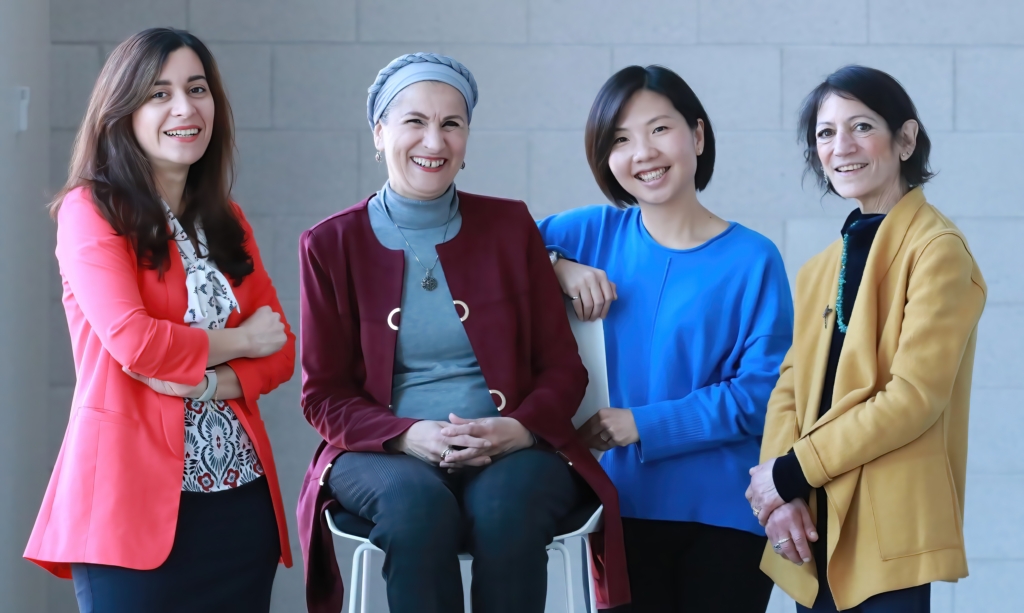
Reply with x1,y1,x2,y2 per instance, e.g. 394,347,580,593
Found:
564,298,610,430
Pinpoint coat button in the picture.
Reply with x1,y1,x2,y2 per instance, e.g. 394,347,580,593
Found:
453,300,469,322
489,389,506,412
387,307,401,331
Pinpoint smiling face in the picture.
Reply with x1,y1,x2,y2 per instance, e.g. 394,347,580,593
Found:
815,93,917,207
373,80,469,201
131,47,214,179
606,89,703,207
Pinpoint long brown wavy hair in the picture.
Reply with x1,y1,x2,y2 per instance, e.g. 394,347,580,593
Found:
50,27,253,283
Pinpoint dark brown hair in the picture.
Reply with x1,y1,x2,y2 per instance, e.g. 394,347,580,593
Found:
798,65,934,196
584,65,716,208
50,27,252,283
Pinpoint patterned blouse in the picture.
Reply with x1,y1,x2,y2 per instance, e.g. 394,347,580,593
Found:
165,204,264,493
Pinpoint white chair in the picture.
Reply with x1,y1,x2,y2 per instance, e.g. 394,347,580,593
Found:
326,300,610,612
325,501,603,613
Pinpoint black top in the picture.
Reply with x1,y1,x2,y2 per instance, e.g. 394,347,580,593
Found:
773,209,886,502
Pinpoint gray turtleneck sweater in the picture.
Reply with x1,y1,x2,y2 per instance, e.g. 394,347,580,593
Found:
368,182,499,421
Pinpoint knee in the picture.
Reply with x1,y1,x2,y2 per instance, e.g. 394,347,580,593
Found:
372,486,461,553
469,510,552,556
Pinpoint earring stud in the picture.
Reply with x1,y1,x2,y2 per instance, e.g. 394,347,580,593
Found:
375,151,382,163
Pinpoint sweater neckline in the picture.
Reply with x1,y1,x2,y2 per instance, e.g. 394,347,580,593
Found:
635,209,738,254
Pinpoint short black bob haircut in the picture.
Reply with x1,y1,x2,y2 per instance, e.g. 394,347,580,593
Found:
585,65,715,208
799,65,934,196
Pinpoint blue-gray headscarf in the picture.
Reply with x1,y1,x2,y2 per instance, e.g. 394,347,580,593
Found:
367,53,479,130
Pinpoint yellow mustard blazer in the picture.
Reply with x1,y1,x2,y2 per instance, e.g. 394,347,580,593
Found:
760,188,987,609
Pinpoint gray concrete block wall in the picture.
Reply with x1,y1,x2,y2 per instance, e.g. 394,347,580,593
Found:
43,1,1023,611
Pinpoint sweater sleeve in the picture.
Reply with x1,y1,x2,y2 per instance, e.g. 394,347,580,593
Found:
631,249,794,463
536,205,609,264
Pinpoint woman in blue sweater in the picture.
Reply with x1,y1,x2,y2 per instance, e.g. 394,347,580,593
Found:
539,65,793,612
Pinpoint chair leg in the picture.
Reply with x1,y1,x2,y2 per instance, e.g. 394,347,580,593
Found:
549,542,575,613
583,537,598,613
349,543,372,613
360,548,371,613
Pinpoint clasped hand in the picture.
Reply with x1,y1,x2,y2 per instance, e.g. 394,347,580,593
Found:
746,458,818,566
392,414,534,471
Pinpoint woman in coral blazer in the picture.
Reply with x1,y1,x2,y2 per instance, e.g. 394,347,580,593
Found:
746,66,986,613
24,29,294,613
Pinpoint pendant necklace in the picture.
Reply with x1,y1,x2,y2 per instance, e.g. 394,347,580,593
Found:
380,190,457,291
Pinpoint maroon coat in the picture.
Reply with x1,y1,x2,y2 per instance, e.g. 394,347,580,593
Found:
295,192,630,612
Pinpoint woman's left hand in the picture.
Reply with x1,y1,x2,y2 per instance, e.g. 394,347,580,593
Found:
746,457,784,526
579,408,639,451
438,414,534,469
123,366,206,398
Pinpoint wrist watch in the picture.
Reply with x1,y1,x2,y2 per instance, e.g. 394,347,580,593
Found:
548,250,561,266
196,368,218,402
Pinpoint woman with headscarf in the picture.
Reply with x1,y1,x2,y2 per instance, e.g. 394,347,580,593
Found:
746,65,987,613
295,52,630,613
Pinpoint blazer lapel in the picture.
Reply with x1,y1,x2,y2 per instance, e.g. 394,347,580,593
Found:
807,188,927,434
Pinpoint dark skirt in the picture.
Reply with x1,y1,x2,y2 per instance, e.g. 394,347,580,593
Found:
72,476,280,613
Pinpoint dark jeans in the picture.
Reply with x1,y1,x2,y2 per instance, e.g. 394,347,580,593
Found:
608,517,774,613
72,477,280,613
329,448,583,613
797,583,930,612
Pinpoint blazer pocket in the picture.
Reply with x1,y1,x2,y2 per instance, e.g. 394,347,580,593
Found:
865,430,961,560
76,405,139,426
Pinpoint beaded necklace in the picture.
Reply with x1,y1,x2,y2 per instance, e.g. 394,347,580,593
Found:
835,220,860,334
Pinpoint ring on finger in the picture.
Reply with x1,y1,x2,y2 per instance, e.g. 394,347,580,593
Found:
440,446,455,461
772,537,791,552
752,507,761,517
570,295,580,301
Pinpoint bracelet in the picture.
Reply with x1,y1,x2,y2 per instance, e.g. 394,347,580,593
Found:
196,368,218,402
548,250,560,266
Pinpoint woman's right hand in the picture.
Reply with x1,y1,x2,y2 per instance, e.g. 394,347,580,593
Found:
553,260,617,321
239,305,287,358
389,420,492,466
765,498,818,566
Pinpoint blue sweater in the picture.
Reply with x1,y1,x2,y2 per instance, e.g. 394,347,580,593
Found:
539,205,793,534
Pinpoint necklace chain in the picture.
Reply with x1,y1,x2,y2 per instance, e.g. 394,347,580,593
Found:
380,190,457,291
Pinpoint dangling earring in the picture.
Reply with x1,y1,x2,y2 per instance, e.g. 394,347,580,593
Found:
375,151,382,163
461,161,466,169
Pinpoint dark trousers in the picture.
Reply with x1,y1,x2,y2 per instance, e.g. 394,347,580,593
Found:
797,583,930,612
329,448,584,613
608,517,774,613
72,477,280,613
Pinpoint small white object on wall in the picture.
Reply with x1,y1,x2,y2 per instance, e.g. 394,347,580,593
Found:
16,86,29,132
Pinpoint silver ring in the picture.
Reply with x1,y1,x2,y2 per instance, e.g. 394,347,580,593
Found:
570,295,580,301
772,538,791,552
440,446,455,461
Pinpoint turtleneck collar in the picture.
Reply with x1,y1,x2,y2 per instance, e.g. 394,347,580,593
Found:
378,181,458,230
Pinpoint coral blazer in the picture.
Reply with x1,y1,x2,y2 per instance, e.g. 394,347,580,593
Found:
759,188,986,609
25,186,295,577
295,192,630,613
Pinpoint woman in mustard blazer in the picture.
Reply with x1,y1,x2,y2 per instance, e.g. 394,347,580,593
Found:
745,66,986,612
25,28,294,612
